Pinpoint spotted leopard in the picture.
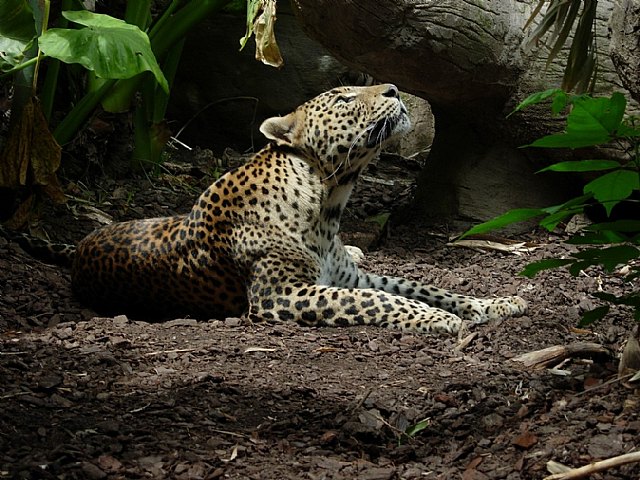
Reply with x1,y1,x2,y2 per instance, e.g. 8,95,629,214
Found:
6,84,527,334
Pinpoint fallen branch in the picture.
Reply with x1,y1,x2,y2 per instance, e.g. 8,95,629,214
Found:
448,235,541,255
544,451,640,479
510,342,611,370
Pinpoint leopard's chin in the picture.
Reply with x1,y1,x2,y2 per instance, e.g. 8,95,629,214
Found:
365,112,411,148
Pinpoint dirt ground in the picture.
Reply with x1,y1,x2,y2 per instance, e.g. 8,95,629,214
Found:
1,151,639,479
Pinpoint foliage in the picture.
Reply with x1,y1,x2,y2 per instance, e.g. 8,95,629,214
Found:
525,0,598,93
39,11,168,91
463,90,640,324
0,0,236,200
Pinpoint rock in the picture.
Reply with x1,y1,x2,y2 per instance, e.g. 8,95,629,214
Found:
80,462,107,479
587,433,624,458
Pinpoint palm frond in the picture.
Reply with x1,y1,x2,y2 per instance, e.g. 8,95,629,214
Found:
525,0,598,93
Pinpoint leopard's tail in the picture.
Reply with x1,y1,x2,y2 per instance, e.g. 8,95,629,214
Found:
0,225,76,268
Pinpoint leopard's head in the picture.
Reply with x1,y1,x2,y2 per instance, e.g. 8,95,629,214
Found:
260,84,410,184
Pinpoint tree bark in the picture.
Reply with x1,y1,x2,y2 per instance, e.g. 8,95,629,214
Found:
291,0,530,109
610,0,640,103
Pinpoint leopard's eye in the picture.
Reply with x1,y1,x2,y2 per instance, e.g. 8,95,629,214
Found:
335,95,356,105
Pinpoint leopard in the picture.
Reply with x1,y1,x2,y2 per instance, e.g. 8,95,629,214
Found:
5,84,527,334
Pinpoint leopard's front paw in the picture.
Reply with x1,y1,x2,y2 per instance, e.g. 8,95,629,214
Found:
460,296,528,324
344,245,365,264
423,312,463,335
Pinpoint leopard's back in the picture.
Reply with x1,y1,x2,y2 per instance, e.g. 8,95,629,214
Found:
71,215,248,318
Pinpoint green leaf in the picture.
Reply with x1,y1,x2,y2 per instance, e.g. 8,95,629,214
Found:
587,220,640,233
509,89,564,117
366,212,391,229
591,92,626,133
542,193,593,215
405,418,430,438
537,159,621,173
539,207,584,232
39,10,168,93
567,230,629,245
239,0,261,50
568,259,598,276
578,306,609,327
528,94,628,149
617,122,640,138
573,245,640,272
0,0,36,72
583,170,640,216
520,258,575,278
592,291,640,307
0,37,32,72
0,0,36,42
460,208,544,239
551,91,570,115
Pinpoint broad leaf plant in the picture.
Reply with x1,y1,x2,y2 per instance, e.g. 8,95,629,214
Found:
463,90,640,325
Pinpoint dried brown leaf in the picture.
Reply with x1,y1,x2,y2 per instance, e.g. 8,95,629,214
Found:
253,0,283,68
0,97,65,204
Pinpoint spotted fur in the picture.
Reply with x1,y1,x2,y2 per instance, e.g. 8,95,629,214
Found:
9,84,527,334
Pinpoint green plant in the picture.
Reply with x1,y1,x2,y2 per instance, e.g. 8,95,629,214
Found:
0,0,234,191
403,418,430,442
462,89,640,324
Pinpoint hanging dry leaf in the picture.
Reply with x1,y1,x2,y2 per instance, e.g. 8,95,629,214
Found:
0,96,65,202
253,0,284,68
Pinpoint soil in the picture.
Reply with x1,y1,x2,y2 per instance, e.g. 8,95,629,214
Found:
1,150,639,480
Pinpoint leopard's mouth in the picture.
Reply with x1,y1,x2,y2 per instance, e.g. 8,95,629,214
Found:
366,112,408,148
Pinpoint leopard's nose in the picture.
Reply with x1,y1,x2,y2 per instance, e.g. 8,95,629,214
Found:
382,84,399,98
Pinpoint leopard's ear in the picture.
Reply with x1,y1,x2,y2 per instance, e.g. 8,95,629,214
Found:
260,111,301,146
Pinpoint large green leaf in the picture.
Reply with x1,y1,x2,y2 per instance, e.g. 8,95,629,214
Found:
539,193,593,231
592,291,640,307
539,206,584,231
0,0,36,71
537,159,620,173
520,258,575,278
460,208,544,238
579,305,609,327
587,220,640,233
583,170,640,216
528,94,626,148
567,230,630,245
588,92,626,133
0,0,36,42
573,245,640,272
39,10,168,92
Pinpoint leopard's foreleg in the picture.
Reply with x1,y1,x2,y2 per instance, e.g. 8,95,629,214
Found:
247,255,463,334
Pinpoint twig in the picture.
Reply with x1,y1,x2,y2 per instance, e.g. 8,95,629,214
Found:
144,348,196,356
573,372,634,397
455,331,478,352
348,388,373,414
544,451,640,479
209,428,248,439
0,391,31,400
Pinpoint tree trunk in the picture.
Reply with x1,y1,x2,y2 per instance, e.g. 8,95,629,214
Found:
610,0,640,103
291,0,638,225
